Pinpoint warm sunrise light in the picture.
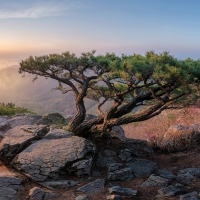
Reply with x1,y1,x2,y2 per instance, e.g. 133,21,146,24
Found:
1,0,200,68
1,2,200,200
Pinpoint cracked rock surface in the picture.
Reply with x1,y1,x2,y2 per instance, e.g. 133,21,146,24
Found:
8,114,42,128
0,125,48,163
12,136,96,182
0,171,23,200
29,187,59,200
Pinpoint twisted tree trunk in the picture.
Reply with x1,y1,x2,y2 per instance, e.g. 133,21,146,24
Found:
67,95,86,133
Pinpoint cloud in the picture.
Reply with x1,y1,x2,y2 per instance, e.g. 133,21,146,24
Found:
0,2,76,19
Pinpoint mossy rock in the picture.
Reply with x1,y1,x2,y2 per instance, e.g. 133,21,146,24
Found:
37,113,66,127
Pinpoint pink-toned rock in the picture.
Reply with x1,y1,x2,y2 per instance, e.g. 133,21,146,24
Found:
160,124,199,152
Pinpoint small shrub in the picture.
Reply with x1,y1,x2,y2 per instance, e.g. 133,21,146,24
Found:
0,102,34,116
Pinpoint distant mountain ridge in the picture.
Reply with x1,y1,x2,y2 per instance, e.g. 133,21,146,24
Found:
0,66,96,116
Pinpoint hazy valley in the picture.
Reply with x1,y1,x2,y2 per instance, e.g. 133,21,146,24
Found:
0,66,97,116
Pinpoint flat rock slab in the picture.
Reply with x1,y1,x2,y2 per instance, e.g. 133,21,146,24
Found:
77,179,105,194
179,191,199,200
0,171,23,200
0,187,17,200
177,168,200,183
157,185,182,197
109,186,137,197
0,125,48,163
42,180,78,189
141,174,170,188
44,129,74,139
126,158,158,177
157,169,176,179
29,187,59,200
0,171,23,188
8,114,42,128
12,136,96,182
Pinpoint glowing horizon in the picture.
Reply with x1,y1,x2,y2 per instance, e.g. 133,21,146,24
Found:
1,0,200,68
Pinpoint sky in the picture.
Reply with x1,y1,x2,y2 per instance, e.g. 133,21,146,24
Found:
1,0,200,68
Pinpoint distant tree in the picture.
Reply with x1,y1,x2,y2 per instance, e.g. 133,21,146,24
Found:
19,51,200,138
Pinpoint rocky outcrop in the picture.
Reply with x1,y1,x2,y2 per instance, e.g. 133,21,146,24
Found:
8,114,42,128
0,125,49,163
2,114,200,199
12,136,96,182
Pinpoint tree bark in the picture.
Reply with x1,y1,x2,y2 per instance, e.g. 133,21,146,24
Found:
67,76,97,133
67,95,86,132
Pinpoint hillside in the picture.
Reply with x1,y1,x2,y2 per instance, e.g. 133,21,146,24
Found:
0,66,97,116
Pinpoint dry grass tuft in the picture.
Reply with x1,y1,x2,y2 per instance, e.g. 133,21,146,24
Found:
123,107,200,143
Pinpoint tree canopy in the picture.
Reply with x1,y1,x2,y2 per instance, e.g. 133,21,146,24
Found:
19,51,200,137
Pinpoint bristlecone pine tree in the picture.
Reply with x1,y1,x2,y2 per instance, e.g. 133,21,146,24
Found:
19,51,200,138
